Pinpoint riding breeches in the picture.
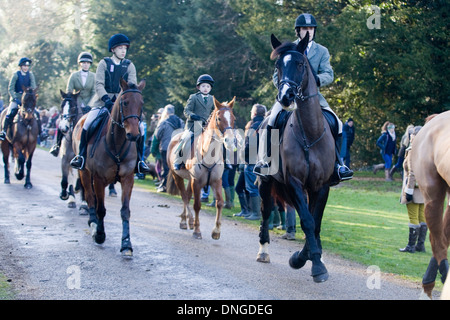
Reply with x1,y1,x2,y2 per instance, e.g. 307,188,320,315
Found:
268,101,343,134
6,101,19,117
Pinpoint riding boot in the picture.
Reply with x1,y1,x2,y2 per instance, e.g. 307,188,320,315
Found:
389,166,397,178
385,169,393,181
399,226,419,253
70,129,88,170
415,223,428,252
245,196,262,220
49,129,63,157
229,186,235,208
277,209,286,230
0,114,13,141
254,125,273,176
334,134,353,182
233,193,249,217
136,135,151,174
272,205,281,228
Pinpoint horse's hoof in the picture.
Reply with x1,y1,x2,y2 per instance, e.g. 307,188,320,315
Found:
79,207,88,215
211,230,220,240
289,251,308,269
68,202,76,209
313,272,329,283
24,183,32,189
257,253,270,263
60,191,69,201
180,222,187,230
193,232,202,239
94,231,106,244
121,249,133,258
4,178,10,184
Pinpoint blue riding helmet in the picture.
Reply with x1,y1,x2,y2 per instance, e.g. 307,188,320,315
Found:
196,74,214,87
18,57,32,66
108,34,130,52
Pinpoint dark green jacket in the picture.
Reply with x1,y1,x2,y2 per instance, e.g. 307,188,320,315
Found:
183,92,214,135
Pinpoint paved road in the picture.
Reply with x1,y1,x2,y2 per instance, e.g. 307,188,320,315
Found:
0,148,433,300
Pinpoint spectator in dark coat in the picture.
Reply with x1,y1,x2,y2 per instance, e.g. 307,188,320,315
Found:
340,118,355,168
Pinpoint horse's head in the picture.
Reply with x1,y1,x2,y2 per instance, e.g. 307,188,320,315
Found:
116,78,146,141
20,87,38,120
212,96,236,152
58,90,80,135
271,33,312,110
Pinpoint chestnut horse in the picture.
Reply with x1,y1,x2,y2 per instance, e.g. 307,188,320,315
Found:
166,97,236,240
255,35,335,283
410,111,450,299
73,78,145,257
1,87,39,188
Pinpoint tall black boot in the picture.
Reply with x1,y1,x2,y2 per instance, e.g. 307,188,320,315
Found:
415,224,428,252
399,226,419,253
233,193,249,217
0,114,13,141
254,124,273,176
49,129,63,157
136,136,151,174
334,134,353,182
70,129,87,170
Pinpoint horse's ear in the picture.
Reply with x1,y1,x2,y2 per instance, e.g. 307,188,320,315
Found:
228,96,236,108
213,96,220,109
120,77,128,90
296,31,309,54
138,79,146,91
271,34,282,50
73,90,81,98
60,89,66,99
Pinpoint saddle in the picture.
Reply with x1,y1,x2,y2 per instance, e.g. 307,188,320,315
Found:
88,108,109,158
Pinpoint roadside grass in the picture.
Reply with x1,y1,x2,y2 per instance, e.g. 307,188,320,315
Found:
135,169,443,287
0,274,13,300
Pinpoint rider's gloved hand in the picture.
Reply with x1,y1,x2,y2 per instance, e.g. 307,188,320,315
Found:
101,95,114,111
190,114,201,121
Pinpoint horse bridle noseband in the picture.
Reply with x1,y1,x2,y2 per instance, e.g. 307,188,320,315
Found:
112,88,143,128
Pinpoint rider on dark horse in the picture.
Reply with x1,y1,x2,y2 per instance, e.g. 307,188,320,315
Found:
0,57,48,142
253,13,353,183
70,34,151,175
50,52,96,157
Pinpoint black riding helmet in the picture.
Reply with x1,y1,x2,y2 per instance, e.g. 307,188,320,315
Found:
295,13,317,40
18,57,32,66
77,52,93,64
196,74,214,87
108,34,130,52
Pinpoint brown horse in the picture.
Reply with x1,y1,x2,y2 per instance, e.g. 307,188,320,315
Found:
72,78,145,257
1,87,39,188
256,34,335,283
410,111,450,299
166,97,236,240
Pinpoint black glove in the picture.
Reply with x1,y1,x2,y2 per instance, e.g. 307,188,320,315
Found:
102,95,114,111
405,193,413,202
190,114,201,121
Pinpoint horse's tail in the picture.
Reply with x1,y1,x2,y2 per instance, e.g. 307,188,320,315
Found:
166,169,180,196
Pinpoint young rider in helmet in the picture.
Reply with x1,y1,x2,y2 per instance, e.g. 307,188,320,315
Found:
0,57,48,141
70,34,151,174
49,52,96,157
173,74,215,170
254,13,353,183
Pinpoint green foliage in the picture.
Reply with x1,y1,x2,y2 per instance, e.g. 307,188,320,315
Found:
0,0,448,166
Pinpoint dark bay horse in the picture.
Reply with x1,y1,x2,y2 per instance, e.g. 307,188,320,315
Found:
166,97,236,240
1,87,40,188
410,111,450,299
58,90,88,212
73,78,145,257
256,34,335,283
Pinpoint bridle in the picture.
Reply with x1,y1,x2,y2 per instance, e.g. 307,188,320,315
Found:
277,50,319,103
112,88,143,128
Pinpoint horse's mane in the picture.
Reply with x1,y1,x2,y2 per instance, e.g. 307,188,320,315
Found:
23,88,36,106
425,114,438,123
270,41,298,60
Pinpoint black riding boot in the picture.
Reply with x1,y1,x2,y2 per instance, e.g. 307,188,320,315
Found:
399,226,419,253
254,124,273,176
136,136,151,174
415,224,428,252
334,134,353,182
49,129,63,157
0,114,13,141
70,129,87,170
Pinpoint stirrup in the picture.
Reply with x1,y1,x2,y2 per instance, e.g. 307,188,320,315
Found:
49,145,60,157
337,164,353,181
137,161,151,174
253,160,270,177
70,155,85,170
